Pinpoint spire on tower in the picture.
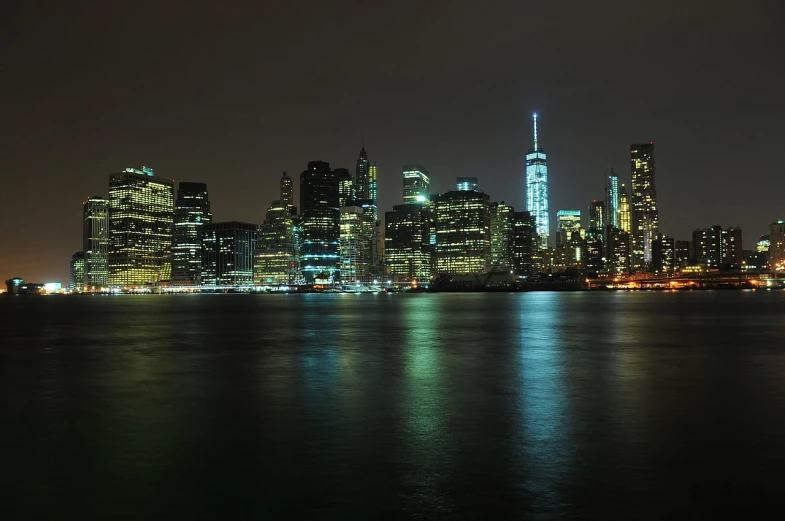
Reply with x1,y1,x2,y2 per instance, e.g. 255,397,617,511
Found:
533,112,538,150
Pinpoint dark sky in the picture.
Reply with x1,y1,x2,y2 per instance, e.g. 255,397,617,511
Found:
2,0,783,282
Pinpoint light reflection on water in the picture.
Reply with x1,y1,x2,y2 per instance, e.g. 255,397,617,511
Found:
2,292,785,519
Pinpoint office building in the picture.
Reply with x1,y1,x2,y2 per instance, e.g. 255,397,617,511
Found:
340,205,374,284
402,165,430,205
70,252,85,291
770,222,785,270
171,182,212,286
355,147,370,200
108,167,174,287
606,228,630,275
299,161,340,283
280,171,294,206
254,173,299,285
630,143,659,269
606,171,620,229
456,177,479,191
335,168,354,208
675,240,690,267
692,225,743,268
652,234,676,273
202,222,258,286
384,204,433,281
584,230,604,274
589,200,606,234
490,202,514,269
509,211,538,276
556,210,581,245
82,196,109,290
432,190,491,275
618,184,632,233
526,113,550,248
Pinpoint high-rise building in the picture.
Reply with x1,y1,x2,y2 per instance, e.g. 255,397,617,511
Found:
432,190,491,275
254,172,299,286
652,234,676,273
606,228,630,275
339,205,374,284
589,200,606,234
691,225,742,268
335,168,354,208
70,251,85,291
618,184,632,233
201,222,258,286
630,143,659,269
384,204,433,281
526,113,549,248
456,177,479,191
82,196,109,290
402,165,430,205
490,202,514,269
280,171,293,206
556,210,581,245
299,161,340,283
584,230,604,274
771,221,785,270
510,211,538,276
756,235,771,270
171,182,212,286
675,240,690,267
368,164,378,217
355,147,370,200
108,167,174,287
606,171,620,229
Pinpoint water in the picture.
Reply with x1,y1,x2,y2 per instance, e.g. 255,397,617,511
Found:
2,292,785,519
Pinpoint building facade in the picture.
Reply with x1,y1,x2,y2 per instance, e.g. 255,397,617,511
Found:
202,222,258,286
456,177,479,191
384,204,433,281
432,190,491,275
526,113,550,248
108,167,174,287
652,234,676,273
70,252,85,291
606,171,620,229
171,182,212,286
692,225,743,268
606,228,630,275
490,202,514,269
771,221,785,270
339,205,374,284
254,172,299,285
83,196,109,290
402,165,430,205
630,143,659,269
299,161,340,283
510,211,538,276
618,183,632,233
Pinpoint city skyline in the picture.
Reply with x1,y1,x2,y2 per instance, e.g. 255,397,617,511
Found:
1,1,783,282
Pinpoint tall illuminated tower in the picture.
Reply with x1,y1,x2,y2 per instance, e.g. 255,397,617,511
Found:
355,147,370,200
108,167,174,287
402,165,430,204
526,113,549,248
171,182,212,285
630,143,659,268
83,196,109,290
606,171,620,229
280,171,293,207
618,184,632,233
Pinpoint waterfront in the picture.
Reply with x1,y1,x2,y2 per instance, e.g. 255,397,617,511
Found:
2,292,785,519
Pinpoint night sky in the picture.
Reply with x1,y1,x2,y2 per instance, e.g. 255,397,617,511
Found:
2,0,783,282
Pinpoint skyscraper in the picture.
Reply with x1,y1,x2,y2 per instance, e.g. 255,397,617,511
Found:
108,167,174,287
526,113,549,248
652,234,676,273
589,200,606,234
606,228,630,275
456,177,479,191
606,171,620,228
339,205,374,284
335,168,354,208
510,211,538,276
82,196,109,290
355,147,370,200
384,204,433,281
254,172,299,286
432,190,490,275
171,182,212,286
490,202,514,269
299,161,340,283
70,251,85,291
630,143,659,269
556,210,581,244
402,165,430,205
201,222,258,286
618,184,632,233
770,221,785,270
